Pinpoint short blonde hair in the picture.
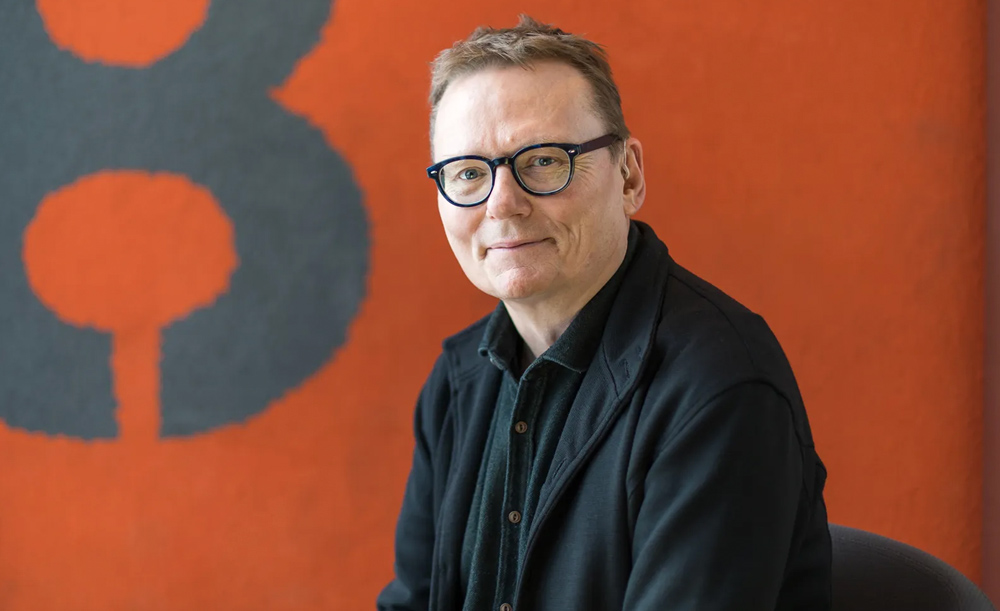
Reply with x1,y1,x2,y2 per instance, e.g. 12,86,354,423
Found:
429,15,630,155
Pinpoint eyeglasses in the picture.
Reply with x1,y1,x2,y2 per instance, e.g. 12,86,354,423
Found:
426,134,619,207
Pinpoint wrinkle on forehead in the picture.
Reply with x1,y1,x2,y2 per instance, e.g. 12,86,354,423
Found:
431,61,604,161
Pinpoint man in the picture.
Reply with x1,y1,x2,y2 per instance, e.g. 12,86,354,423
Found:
378,16,831,611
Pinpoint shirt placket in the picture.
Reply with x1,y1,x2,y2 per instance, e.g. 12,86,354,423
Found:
494,369,546,611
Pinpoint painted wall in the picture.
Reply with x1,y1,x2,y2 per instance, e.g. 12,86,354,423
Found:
0,0,985,607
984,0,1000,598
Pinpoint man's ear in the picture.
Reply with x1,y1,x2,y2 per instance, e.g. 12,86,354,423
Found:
622,137,645,216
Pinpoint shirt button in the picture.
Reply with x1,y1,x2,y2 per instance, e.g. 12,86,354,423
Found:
500,604,512,611
508,510,522,524
514,421,528,434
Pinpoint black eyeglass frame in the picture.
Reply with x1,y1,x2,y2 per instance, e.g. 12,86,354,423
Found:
426,133,620,208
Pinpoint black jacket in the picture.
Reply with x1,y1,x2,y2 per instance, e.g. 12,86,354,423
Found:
377,221,832,610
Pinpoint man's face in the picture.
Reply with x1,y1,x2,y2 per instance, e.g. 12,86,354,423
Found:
431,61,642,306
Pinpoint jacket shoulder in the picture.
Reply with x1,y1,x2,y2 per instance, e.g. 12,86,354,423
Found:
440,312,492,377
654,262,804,414
413,313,493,437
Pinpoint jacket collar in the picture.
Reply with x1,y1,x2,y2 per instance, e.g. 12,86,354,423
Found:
597,220,671,395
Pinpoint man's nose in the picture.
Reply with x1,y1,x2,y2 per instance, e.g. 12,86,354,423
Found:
486,164,531,219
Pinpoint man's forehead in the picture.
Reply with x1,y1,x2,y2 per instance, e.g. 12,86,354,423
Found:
432,63,601,158
441,62,589,112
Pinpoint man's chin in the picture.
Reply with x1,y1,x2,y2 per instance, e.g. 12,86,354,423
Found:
486,275,552,304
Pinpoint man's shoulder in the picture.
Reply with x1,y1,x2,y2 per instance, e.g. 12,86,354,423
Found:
661,262,771,352
415,312,494,401
439,312,492,375
651,261,802,406
411,314,500,443
630,255,817,448
627,221,783,372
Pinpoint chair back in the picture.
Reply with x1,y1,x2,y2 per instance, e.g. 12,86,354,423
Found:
831,523,995,611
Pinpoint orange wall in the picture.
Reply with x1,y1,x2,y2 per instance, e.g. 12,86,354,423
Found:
0,0,986,608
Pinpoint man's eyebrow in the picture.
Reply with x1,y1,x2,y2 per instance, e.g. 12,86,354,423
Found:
512,135,574,148
438,136,578,160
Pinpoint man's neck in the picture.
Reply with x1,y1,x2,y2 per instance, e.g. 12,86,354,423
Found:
503,243,627,363
506,299,581,368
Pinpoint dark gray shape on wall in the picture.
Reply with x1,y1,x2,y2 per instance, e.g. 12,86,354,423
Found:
0,1,369,438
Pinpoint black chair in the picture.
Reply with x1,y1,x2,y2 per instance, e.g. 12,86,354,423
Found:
831,523,996,610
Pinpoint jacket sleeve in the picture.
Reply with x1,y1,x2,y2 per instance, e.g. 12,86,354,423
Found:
376,358,449,611
623,381,807,610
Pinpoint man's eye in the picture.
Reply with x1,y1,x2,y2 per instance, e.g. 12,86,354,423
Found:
460,168,483,180
531,157,556,167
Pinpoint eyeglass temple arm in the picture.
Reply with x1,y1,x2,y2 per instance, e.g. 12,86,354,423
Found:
575,134,619,154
